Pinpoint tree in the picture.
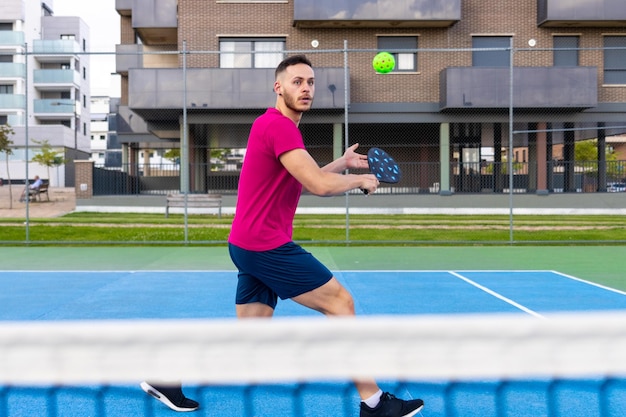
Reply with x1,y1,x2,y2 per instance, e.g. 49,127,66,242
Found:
163,148,180,164
575,139,598,161
0,124,15,208
575,139,617,163
31,139,67,183
575,139,620,186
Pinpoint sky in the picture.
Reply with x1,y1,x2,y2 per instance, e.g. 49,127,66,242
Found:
51,0,121,97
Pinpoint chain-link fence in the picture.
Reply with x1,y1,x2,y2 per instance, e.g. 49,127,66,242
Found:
2,44,626,244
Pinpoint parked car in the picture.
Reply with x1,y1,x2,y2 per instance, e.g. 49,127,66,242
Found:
607,182,626,192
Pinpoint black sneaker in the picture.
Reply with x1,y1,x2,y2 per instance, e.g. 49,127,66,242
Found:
140,381,199,412
360,392,424,417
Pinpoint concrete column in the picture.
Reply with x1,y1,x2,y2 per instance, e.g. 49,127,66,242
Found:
440,123,452,195
527,123,538,193
598,123,606,192
536,122,548,194
563,123,576,192
493,123,503,192
121,144,129,174
333,123,343,160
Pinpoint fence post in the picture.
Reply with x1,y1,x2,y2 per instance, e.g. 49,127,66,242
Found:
75,160,94,199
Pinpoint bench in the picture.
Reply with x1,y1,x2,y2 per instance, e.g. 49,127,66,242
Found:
29,182,50,202
165,193,222,218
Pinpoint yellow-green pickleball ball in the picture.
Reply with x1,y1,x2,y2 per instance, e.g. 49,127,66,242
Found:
372,52,395,74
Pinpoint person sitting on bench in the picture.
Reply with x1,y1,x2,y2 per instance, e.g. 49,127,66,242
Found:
19,175,43,202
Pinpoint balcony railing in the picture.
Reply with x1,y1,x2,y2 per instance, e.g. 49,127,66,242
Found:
0,62,25,78
131,0,178,28
115,44,144,75
0,31,24,46
293,0,460,28
127,67,346,118
34,99,76,115
32,39,80,55
33,69,80,86
440,67,598,110
130,0,178,45
538,0,626,27
0,94,26,110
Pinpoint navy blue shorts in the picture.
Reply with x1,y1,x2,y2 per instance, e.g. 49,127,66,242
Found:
228,242,333,309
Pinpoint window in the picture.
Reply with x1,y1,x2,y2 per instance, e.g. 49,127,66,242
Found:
604,36,626,85
472,36,511,67
60,34,75,40
100,135,106,141
0,85,14,94
220,38,285,68
0,55,12,63
377,36,417,72
553,36,579,66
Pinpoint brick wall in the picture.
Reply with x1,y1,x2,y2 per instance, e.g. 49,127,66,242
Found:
74,160,94,199
165,0,626,105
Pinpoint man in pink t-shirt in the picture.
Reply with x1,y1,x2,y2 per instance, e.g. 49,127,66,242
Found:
228,55,424,417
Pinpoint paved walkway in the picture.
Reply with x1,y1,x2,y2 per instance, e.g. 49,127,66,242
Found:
0,184,76,218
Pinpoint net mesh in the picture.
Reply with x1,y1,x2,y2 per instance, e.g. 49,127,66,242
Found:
1,313,626,417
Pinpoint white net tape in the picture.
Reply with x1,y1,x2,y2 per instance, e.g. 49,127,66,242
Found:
1,312,626,385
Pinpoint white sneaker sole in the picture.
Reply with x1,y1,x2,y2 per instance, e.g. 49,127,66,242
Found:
140,381,198,412
404,404,424,417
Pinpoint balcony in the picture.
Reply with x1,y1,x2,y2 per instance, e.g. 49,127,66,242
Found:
33,99,77,120
127,67,346,120
115,0,132,16
12,125,75,149
439,67,598,111
32,40,80,63
0,94,25,110
115,44,144,75
33,69,80,91
538,0,626,27
0,63,25,78
293,0,460,28
0,31,24,47
131,0,178,45
7,114,24,126
115,44,178,75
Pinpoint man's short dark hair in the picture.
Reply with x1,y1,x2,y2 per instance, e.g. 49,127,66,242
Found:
275,55,312,79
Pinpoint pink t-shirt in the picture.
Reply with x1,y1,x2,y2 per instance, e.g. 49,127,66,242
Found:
228,108,306,251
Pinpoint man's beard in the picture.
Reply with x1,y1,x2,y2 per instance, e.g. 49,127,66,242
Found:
283,91,313,113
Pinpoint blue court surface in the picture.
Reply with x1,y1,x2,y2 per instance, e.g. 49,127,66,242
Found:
2,269,626,417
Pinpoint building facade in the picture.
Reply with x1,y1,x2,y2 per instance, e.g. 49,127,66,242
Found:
114,0,626,195
0,0,90,187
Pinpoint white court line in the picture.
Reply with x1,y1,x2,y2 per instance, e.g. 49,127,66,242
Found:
449,271,546,319
551,270,626,296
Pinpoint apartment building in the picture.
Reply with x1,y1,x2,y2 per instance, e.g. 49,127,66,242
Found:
0,0,90,187
114,0,626,195
91,95,127,169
